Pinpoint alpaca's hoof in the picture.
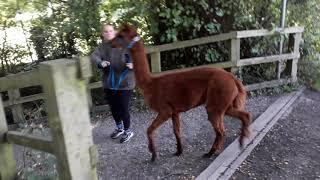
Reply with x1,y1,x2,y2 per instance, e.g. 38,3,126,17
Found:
151,154,157,162
214,149,222,155
202,152,213,158
239,141,244,148
239,138,245,148
203,149,221,158
174,151,182,156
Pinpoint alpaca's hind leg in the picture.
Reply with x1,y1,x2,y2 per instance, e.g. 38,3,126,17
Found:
172,113,182,156
204,111,225,158
226,107,252,146
147,112,171,161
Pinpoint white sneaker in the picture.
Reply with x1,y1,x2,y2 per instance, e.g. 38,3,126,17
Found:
110,129,124,139
120,131,134,143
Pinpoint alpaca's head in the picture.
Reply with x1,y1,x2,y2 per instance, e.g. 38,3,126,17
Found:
111,24,140,49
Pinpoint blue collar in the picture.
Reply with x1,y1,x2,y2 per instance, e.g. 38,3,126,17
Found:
127,36,141,49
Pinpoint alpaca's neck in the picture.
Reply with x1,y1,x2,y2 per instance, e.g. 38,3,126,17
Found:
129,42,152,88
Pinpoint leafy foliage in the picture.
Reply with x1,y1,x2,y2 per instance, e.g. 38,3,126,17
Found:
1,0,319,83
0,43,29,74
28,0,101,61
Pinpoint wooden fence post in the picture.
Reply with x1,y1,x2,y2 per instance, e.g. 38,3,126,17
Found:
229,38,241,78
291,33,302,82
0,97,17,180
40,59,97,180
284,32,302,82
150,52,161,73
8,89,24,123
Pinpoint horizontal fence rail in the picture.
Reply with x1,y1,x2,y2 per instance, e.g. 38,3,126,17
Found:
145,32,235,54
3,93,45,107
233,27,304,38
6,131,54,154
238,53,300,66
0,70,41,92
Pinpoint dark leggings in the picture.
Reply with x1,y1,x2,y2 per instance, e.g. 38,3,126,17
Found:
104,89,132,130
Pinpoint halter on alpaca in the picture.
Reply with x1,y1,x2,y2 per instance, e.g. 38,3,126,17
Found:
127,36,141,49
112,24,252,161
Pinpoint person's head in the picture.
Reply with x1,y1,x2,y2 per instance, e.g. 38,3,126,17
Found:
101,24,116,41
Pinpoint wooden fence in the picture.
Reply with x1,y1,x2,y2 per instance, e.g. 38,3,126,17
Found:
0,58,97,180
86,26,304,111
0,27,303,179
0,27,303,123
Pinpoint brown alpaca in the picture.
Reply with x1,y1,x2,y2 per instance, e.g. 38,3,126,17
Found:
112,24,252,161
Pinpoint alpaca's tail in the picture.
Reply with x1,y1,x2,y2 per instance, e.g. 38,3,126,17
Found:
233,78,247,110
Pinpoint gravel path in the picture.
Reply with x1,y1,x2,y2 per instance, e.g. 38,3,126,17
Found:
231,89,320,180
92,94,281,180
12,91,287,179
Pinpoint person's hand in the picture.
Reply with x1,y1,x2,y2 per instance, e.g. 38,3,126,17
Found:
101,61,110,68
126,62,133,69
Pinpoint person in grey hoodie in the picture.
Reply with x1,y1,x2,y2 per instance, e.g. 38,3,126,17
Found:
90,24,135,143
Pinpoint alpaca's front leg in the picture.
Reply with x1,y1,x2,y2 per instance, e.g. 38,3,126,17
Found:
147,112,171,161
172,113,183,156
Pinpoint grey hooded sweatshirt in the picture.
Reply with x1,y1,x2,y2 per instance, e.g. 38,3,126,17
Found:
90,41,135,90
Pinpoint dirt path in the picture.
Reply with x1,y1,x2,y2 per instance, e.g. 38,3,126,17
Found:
231,89,320,180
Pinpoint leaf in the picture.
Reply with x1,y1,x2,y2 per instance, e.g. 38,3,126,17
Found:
215,8,225,17
159,12,167,18
198,0,209,10
205,22,221,34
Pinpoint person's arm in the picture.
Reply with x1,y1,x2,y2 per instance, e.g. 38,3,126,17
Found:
90,45,109,69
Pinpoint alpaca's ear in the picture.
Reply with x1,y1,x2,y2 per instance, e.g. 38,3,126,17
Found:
120,23,138,37
122,23,131,31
